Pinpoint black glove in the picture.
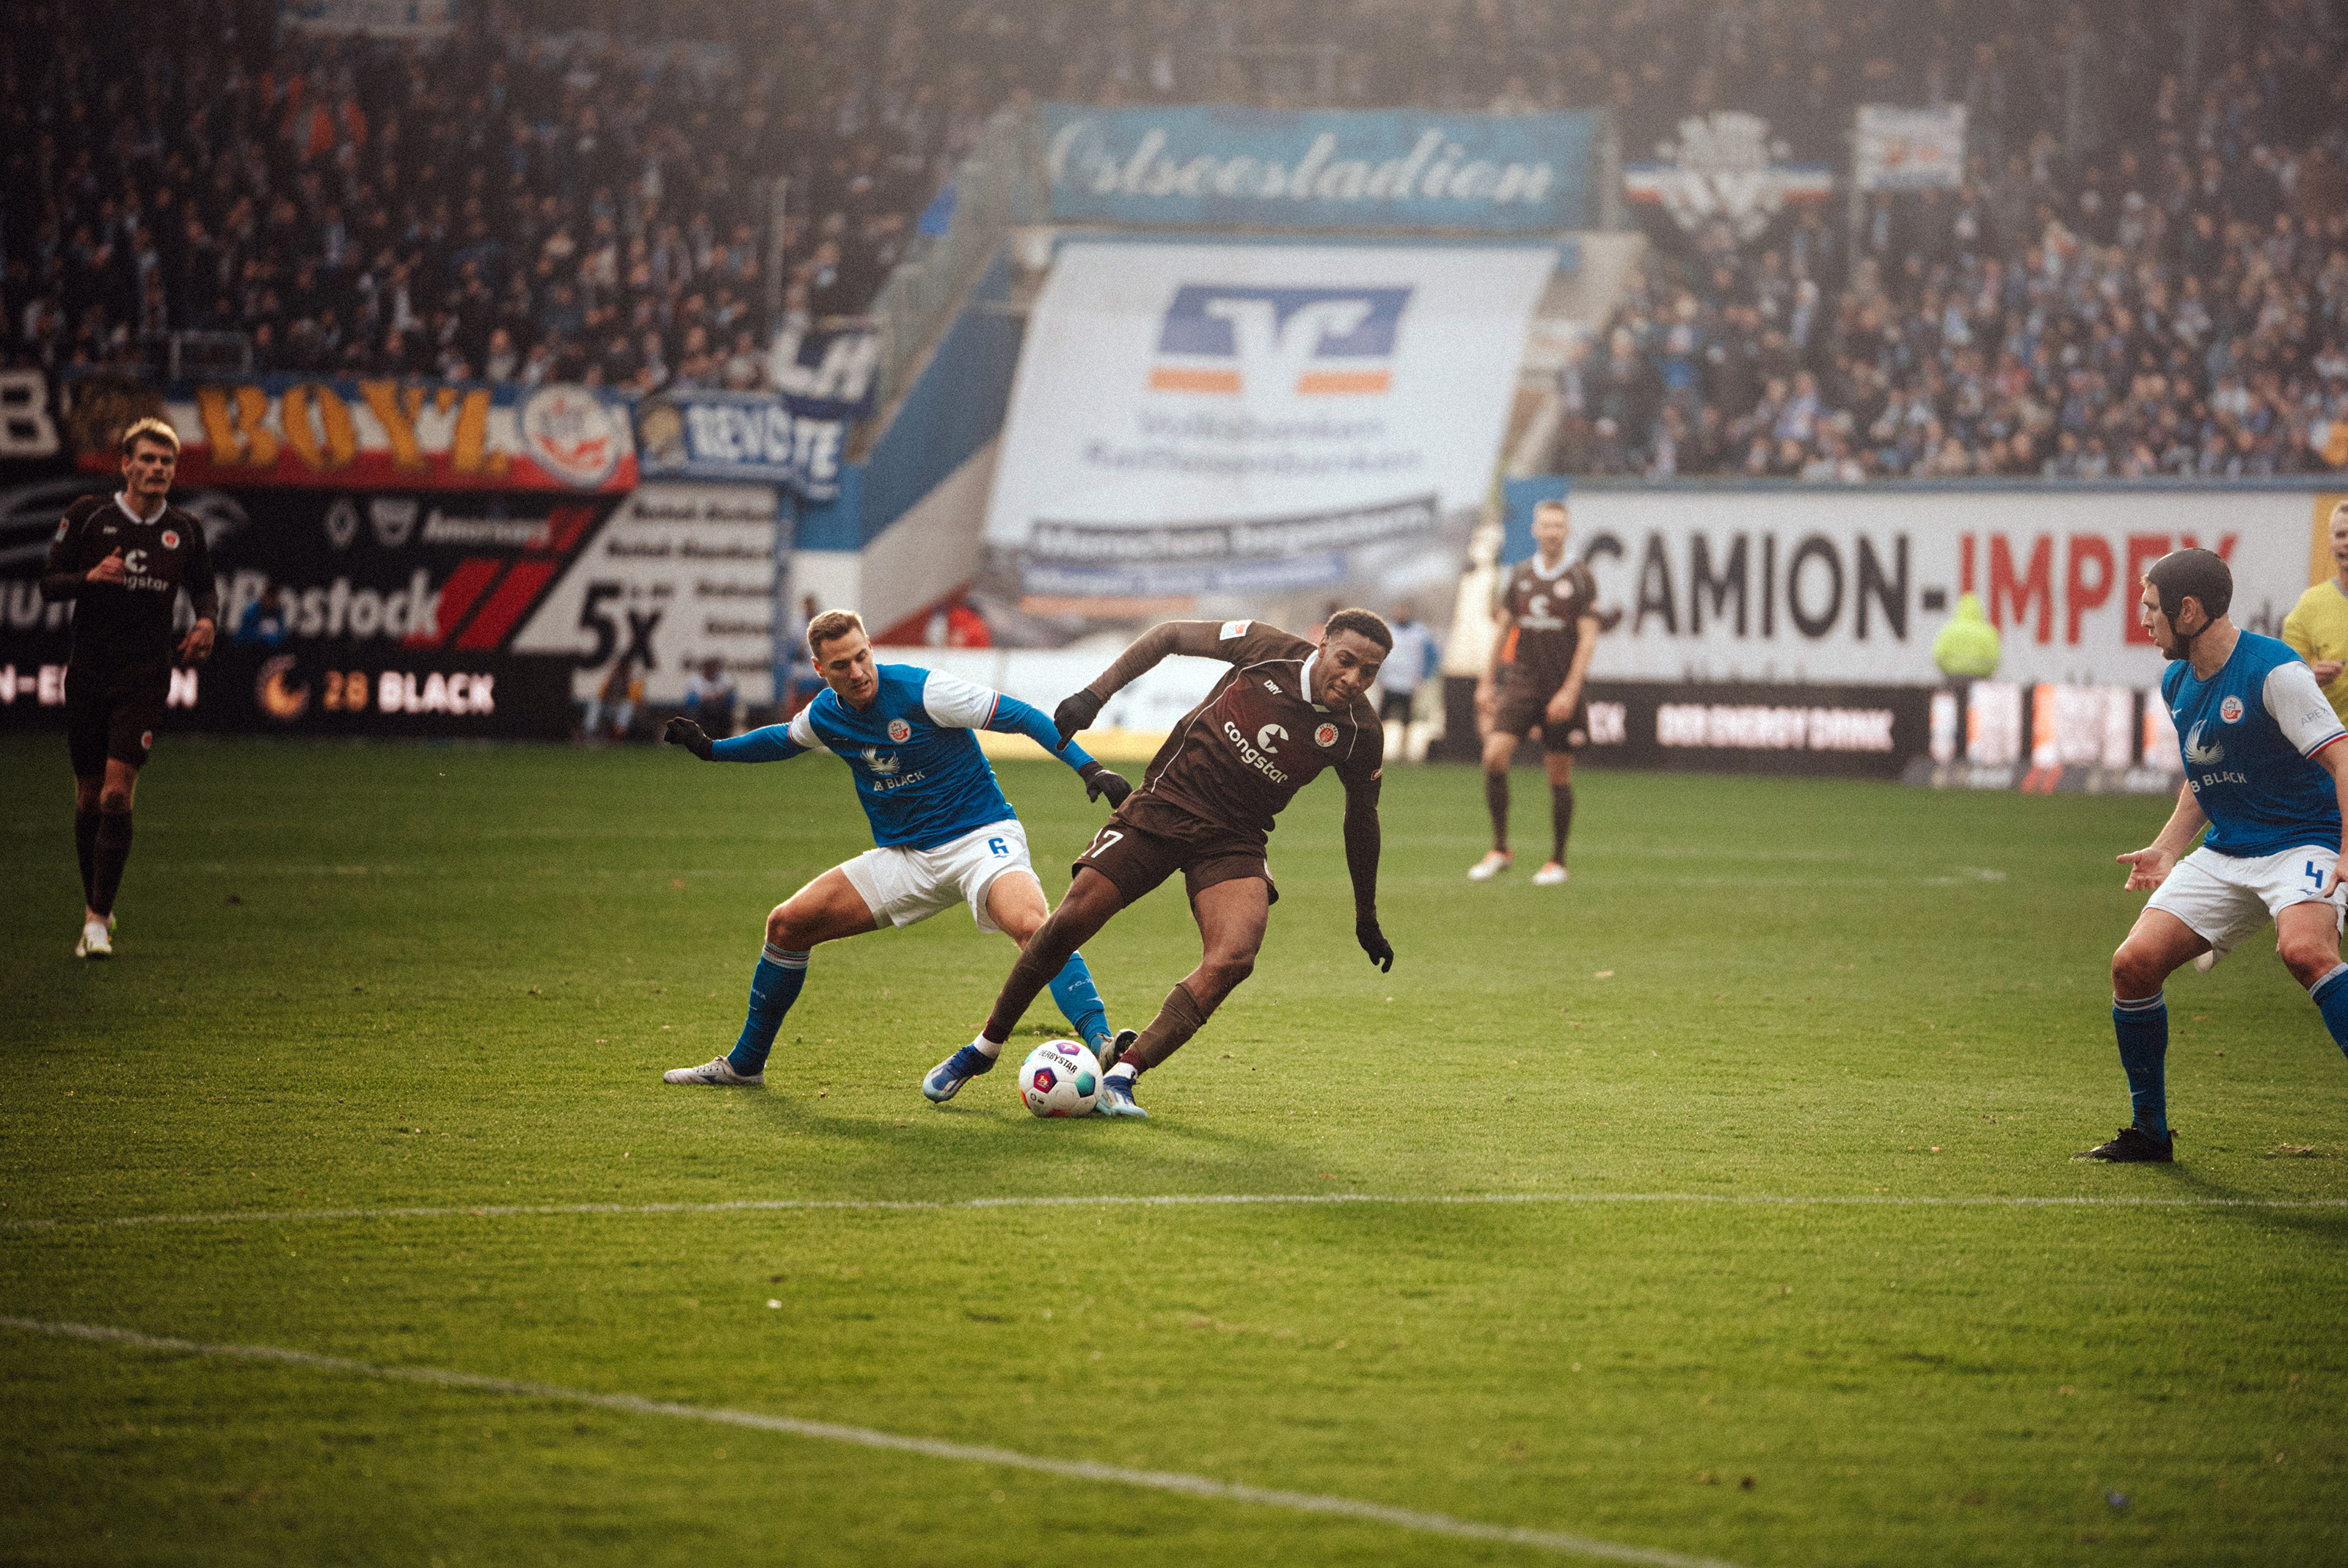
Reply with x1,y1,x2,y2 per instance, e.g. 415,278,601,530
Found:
1356,917,1393,973
1053,689,1104,747
1079,761,1131,808
663,716,714,760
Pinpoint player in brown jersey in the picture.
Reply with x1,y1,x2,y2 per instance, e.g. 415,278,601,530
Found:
1470,498,1599,887
39,417,218,958
937,611,1394,1118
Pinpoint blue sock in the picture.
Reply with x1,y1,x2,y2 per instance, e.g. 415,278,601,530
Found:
2112,991,2169,1136
2309,964,2348,1060
728,944,809,1075
1047,951,1112,1054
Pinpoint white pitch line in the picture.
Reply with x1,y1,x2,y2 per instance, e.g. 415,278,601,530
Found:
4,1189,2344,1234
0,1314,1749,1568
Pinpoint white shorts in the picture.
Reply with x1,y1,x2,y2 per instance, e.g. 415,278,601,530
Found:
2147,845,2347,955
840,820,1035,935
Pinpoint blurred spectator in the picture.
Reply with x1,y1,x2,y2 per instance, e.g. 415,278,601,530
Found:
233,584,289,648
683,655,740,736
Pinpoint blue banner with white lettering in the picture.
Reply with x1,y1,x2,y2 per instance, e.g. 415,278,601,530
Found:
635,325,879,500
1039,104,1599,232
635,389,850,500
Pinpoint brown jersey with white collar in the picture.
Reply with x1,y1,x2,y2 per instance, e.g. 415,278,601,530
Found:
1120,620,1383,845
42,492,219,690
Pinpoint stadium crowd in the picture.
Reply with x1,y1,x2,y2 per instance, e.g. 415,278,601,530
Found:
4,0,2345,480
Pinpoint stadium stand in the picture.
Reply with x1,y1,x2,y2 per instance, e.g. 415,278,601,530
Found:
4,1,2343,481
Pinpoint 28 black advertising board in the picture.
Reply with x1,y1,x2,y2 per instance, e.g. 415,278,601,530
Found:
1,480,626,740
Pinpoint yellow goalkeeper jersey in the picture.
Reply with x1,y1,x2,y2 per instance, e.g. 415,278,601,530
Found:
2280,578,2348,726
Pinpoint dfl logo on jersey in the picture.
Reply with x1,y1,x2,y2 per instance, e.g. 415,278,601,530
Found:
1149,285,1410,397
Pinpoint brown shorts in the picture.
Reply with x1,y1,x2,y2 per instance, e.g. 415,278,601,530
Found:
1492,675,1586,754
1071,792,1279,908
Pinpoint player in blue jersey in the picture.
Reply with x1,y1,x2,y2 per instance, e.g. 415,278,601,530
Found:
657,609,1137,1098
2091,549,2348,1162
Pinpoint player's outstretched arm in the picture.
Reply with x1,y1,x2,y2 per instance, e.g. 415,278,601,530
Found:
2116,783,2207,891
1343,772,1392,971
664,716,809,764
971,688,1131,806
1052,621,1256,744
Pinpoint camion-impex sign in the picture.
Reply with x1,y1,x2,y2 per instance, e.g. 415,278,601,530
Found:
1554,486,2329,689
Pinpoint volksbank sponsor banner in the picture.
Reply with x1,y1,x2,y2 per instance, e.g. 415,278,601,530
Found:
1040,104,1600,232
511,481,780,706
987,243,1553,606
1560,487,2319,688
65,373,637,493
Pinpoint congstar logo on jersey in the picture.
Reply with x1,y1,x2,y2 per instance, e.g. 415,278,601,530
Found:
1149,285,1410,398
1222,719,1290,784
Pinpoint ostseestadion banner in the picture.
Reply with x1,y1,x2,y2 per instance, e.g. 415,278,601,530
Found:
984,242,1555,608
1038,104,1601,232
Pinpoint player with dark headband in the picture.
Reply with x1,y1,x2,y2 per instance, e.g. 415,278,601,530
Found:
2093,549,2348,1161
40,417,217,959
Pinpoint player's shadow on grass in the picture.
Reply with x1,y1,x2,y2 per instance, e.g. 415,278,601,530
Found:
2107,1159,2348,1241
743,1090,1343,1192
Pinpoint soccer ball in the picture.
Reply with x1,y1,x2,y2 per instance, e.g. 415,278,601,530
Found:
1018,1039,1101,1117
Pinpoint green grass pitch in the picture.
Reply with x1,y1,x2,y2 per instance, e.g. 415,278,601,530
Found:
2,732,2343,1567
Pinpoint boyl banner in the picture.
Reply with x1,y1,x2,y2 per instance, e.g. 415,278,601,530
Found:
1558,486,2325,688
986,242,1553,608
65,374,638,493
1039,104,1600,231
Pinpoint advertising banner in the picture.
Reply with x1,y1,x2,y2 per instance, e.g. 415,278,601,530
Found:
986,241,1553,610
1559,486,2321,690
64,374,637,494
635,322,880,502
2,478,625,739
636,390,850,501
1039,104,1600,232
1853,105,1967,192
1575,679,1933,780
511,481,780,706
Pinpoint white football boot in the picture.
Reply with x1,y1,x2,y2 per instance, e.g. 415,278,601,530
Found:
76,919,112,959
1467,850,1513,881
1532,861,1570,886
663,1054,764,1086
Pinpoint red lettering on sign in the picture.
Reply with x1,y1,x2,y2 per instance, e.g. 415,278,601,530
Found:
2065,534,2114,645
1988,534,2054,643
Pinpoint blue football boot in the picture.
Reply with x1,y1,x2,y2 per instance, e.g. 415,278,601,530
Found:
922,1042,996,1104
1092,1074,1148,1118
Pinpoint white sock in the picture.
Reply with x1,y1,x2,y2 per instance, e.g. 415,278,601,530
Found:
973,1034,1003,1060
1106,1062,1137,1082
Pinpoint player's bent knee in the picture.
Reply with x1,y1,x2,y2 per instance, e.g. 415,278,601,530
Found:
2277,934,2338,984
2111,945,2164,996
98,789,132,814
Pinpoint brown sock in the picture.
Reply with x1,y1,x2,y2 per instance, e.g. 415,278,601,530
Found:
1484,770,1509,850
1121,980,1212,1073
